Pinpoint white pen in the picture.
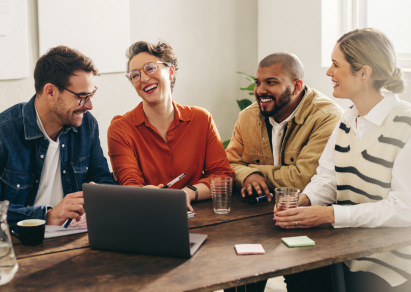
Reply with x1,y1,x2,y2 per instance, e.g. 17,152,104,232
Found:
162,173,187,189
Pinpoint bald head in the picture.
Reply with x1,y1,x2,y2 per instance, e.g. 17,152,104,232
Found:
259,52,304,81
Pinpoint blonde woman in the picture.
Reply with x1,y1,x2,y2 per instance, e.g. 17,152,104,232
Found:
275,28,411,292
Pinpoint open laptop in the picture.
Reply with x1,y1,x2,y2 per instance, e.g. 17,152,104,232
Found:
83,183,207,258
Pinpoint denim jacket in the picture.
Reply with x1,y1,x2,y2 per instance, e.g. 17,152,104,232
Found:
0,95,116,225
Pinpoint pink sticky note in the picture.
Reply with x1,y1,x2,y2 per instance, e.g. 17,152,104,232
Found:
234,244,265,255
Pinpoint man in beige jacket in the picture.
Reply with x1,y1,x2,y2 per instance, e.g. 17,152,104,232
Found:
226,52,343,201
225,52,343,292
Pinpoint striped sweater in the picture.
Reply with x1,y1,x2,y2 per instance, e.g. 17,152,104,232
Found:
335,101,411,286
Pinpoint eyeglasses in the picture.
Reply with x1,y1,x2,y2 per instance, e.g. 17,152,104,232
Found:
63,86,98,106
125,61,169,83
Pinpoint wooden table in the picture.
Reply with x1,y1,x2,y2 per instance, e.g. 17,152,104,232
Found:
5,195,411,291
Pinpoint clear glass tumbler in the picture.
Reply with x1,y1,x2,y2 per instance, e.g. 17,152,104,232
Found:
0,200,18,286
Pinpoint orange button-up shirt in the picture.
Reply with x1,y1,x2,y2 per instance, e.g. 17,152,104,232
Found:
107,101,233,189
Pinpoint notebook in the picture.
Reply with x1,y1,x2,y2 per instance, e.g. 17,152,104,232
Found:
83,183,207,258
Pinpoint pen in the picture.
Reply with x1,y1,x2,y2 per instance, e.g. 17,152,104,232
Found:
255,193,274,202
162,173,187,189
63,209,83,228
63,219,72,228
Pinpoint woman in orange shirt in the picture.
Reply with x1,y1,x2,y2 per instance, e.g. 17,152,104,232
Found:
107,41,233,212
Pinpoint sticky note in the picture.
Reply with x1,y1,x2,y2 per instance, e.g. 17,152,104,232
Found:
281,236,315,247
234,244,265,255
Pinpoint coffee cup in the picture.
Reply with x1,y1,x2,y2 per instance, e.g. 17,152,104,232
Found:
12,219,46,246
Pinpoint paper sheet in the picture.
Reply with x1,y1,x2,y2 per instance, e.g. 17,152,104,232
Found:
45,214,88,238
45,225,87,238
234,244,265,255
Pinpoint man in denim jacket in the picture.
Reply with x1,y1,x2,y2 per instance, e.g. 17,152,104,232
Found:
0,46,116,226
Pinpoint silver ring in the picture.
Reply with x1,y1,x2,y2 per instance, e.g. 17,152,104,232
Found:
295,221,298,226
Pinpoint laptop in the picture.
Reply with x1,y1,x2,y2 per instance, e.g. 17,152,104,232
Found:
83,183,207,258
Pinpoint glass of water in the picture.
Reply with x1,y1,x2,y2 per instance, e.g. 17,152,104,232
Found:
210,176,233,214
0,200,18,286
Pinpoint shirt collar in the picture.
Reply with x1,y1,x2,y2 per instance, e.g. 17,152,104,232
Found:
23,95,77,140
132,100,191,126
22,95,44,140
268,105,296,127
346,92,400,126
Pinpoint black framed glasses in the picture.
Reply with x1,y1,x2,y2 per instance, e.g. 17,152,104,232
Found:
125,61,169,83
63,86,98,106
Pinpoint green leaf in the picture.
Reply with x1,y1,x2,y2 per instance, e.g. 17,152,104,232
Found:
248,92,254,96
236,99,252,110
240,83,255,92
237,71,255,82
223,140,230,149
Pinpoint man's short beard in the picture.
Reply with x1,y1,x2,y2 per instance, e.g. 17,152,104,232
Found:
259,87,292,117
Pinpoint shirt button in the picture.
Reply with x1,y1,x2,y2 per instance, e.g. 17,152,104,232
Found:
61,144,65,148
63,170,66,174
262,137,265,141
86,167,88,170
16,184,20,188
40,155,44,159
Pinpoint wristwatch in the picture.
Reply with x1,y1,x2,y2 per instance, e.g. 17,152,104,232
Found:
186,184,198,201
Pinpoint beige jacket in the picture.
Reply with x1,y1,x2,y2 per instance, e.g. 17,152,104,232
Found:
226,86,343,191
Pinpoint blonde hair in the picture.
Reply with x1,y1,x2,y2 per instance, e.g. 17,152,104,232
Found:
337,28,404,94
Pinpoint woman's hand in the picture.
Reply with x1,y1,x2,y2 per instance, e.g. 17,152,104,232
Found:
273,205,335,229
143,184,164,189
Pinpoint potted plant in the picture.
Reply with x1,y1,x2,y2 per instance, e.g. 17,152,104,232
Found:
223,71,255,148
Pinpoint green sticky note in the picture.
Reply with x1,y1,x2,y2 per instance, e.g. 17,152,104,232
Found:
281,236,315,247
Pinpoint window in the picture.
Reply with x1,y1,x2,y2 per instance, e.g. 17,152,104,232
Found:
321,0,411,69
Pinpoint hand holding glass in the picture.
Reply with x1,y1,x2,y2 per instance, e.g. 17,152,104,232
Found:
275,187,300,211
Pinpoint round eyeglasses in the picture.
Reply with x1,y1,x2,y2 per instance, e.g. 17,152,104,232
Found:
125,61,168,83
63,86,98,106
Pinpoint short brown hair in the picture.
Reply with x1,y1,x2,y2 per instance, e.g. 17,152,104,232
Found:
126,41,179,91
34,46,98,94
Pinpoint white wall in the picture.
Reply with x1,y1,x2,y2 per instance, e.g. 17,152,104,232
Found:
0,0,258,165
258,0,411,109
1,0,410,165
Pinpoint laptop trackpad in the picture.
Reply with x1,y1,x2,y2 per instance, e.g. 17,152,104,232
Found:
189,233,207,255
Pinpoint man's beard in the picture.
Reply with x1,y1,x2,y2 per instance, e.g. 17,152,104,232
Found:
258,87,292,117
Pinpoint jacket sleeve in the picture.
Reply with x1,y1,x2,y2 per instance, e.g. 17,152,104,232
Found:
5,204,47,227
225,115,264,187
248,112,341,191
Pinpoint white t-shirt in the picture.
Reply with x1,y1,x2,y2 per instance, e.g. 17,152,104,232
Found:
268,106,298,166
34,109,64,207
